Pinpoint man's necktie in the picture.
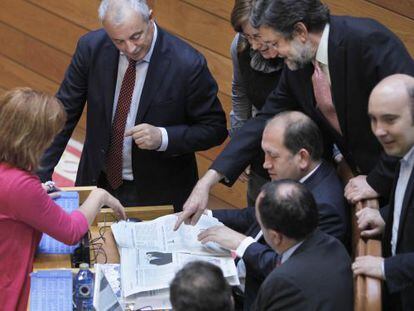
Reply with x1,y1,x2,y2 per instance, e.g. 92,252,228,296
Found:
106,59,137,189
312,61,342,134
275,255,282,268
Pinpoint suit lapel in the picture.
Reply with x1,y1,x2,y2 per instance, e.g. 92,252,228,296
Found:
328,18,347,137
396,168,414,246
135,27,171,124
101,38,120,128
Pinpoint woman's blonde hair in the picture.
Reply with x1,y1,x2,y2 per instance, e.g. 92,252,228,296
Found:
0,87,66,171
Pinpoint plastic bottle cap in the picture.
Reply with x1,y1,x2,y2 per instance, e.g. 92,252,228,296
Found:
79,263,89,269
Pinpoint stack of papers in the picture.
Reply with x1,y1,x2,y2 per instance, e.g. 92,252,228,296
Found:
110,214,239,310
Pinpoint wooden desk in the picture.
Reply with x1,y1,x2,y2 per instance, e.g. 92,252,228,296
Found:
33,204,174,269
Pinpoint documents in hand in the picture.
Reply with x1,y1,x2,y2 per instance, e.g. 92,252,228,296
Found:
111,214,240,298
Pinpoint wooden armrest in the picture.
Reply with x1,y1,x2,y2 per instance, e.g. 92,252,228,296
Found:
353,199,382,311
92,205,174,226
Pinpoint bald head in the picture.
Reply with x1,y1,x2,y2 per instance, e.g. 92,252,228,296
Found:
368,74,414,157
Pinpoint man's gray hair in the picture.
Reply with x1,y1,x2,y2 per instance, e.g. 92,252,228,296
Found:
98,0,151,24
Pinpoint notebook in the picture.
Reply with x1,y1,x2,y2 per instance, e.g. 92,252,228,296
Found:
37,191,80,254
29,269,73,311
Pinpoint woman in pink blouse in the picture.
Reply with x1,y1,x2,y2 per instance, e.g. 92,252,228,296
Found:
0,88,126,310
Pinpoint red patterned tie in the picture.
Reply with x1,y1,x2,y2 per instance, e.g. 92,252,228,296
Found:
106,58,137,189
312,61,342,134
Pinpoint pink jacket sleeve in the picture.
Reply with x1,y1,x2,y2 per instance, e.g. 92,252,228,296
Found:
9,173,89,245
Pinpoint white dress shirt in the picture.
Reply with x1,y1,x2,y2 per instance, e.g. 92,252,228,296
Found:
391,146,414,255
112,24,168,181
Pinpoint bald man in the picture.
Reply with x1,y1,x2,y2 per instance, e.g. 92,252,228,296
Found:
37,0,227,210
353,74,414,311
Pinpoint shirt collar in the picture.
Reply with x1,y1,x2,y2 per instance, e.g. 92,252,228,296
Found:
299,162,321,183
401,145,414,165
315,23,330,67
280,241,304,264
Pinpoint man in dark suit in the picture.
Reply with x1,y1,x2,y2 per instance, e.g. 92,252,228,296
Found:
252,180,353,311
198,111,348,310
353,74,414,310
175,0,414,227
37,0,227,210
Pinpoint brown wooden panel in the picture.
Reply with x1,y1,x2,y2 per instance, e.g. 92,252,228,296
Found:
154,0,234,57
218,92,232,127
193,42,232,96
0,0,87,55
196,154,247,208
325,0,414,57
28,0,157,31
27,0,101,31
183,0,233,21
0,23,70,84
366,0,414,20
0,54,58,94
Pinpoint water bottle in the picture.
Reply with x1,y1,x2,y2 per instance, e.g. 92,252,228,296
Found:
74,263,94,310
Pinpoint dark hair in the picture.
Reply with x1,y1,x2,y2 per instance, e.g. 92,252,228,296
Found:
284,114,323,161
170,261,234,311
269,111,324,161
258,180,318,240
231,0,253,33
252,0,330,39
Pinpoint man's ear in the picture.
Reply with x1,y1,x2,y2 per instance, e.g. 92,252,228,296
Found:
297,148,311,171
293,22,309,43
149,9,154,21
268,229,283,246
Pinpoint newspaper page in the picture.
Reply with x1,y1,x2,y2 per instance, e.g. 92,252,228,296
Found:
93,264,171,311
111,214,239,298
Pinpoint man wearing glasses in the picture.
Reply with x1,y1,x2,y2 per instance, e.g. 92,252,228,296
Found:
38,0,227,211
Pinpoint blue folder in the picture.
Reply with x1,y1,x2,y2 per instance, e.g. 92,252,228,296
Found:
29,269,73,311
37,191,80,254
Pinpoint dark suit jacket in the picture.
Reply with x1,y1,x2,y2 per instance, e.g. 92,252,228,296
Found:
382,164,414,310
38,26,227,209
252,230,353,311
214,160,349,309
211,16,414,198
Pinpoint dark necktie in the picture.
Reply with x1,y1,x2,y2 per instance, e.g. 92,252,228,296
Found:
275,255,282,267
312,61,342,134
106,58,137,189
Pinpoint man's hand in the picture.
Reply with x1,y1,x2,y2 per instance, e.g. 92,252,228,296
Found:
198,225,246,250
352,256,385,280
174,170,223,230
125,123,162,150
344,175,379,203
356,207,385,238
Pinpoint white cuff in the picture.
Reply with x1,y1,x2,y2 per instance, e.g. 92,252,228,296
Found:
235,237,256,258
382,261,386,280
204,209,213,217
157,127,168,151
